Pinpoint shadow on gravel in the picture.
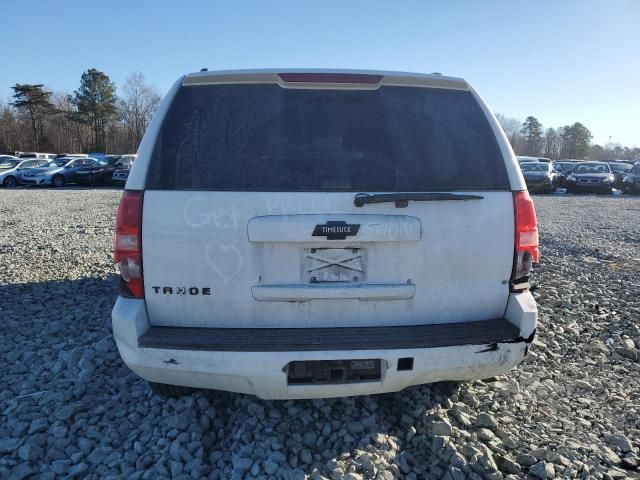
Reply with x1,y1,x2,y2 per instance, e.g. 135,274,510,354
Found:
0,274,466,479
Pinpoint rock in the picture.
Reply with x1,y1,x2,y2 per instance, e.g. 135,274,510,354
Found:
18,443,43,462
430,420,454,437
344,474,363,480
498,455,521,474
300,449,313,464
95,337,111,353
616,347,638,361
51,460,69,475
54,404,77,422
303,431,318,447
169,440,182,462
233,457,253,471
475,413,497,429
7,463,33,480
68,463,88,478
529,460,554,479
477,428,496,442
264,460,278,475
452,409,472,427
87,446,112,465
574,379,592,390
516,453,537,467
28,417,48,434
604,433,635,453
0,438,21,454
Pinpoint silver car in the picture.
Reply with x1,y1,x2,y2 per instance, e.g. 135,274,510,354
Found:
0,158,49,187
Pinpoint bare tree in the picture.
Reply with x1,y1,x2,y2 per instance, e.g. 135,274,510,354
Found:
495,113,523,152
119,73,161,152
543,128,563,160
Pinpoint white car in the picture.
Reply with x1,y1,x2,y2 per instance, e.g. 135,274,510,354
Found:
112,69,539,400
0,158,50,187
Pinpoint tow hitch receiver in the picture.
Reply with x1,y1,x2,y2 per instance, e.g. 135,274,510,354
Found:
286,359,382,385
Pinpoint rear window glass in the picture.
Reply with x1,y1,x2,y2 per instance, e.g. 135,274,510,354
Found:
147,84,509,191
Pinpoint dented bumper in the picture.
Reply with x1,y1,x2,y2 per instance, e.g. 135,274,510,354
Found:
112,292,536,400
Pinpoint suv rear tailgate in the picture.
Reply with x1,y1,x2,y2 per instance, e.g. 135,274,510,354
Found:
142,190,514,328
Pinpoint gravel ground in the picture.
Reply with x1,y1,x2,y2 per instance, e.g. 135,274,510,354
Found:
0,189,639,480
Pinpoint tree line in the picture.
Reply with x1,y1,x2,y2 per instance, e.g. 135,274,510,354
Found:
496,114,639,161
0,69,160,155
1,72,638,161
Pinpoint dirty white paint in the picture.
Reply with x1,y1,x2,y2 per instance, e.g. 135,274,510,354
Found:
112,294,536,400
141,191,515,329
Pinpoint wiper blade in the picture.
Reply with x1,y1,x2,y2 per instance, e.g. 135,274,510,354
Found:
354,192,484,208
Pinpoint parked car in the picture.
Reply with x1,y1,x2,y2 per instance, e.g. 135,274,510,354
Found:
565,162,615,194
90,154,135,185
0,158,49,187
517,156,551,164
110,154,136,185
552,160,580,187
16,152,56,159
621,162,640,194
53,153,88,160
607,162,632,189
102,155,124,166
112,69,539,400
20,157,108,187
519,161,558,193
0,154,19,162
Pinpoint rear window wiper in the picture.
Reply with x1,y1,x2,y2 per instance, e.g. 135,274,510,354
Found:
354,192,484,208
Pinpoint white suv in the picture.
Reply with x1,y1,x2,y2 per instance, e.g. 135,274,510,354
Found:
112,69,538,400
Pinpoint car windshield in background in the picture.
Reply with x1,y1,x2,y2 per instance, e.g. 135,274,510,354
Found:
0,160,19,169
573,163,610,174
148,84,509,191
609,163,631,173
631,164,640,174
555,162,576,172
520,163,548,172
48,159,70,167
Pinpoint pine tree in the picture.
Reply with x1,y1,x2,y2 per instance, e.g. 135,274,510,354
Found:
520,116,543,156
10,84,55,150
73,69,117,152
561,123,593,159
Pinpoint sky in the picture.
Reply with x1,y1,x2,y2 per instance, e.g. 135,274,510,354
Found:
1,0,639,147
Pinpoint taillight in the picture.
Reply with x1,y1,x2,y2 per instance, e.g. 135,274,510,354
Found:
512,191,539,290
114,191,144,298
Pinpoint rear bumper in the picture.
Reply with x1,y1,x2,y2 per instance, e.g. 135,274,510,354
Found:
112,293,537,399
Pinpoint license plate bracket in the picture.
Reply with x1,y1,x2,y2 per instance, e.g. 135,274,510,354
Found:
302,247,365,283
286,359,381,385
